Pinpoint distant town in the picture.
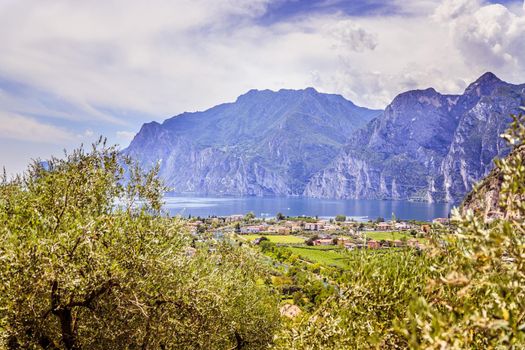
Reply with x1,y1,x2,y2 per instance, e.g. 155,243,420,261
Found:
185,213,452,252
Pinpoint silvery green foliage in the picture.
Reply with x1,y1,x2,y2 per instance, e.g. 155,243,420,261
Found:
275,111,525,349
0,140,279,350
403,112,525,349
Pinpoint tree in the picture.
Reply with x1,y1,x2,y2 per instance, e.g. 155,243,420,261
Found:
335,215,346,222
244,211,256,222
197,223,206,233
0,140,279,350
276,212,285,221
403,111,525,348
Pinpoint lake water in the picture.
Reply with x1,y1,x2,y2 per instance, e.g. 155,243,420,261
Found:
162,195,454,222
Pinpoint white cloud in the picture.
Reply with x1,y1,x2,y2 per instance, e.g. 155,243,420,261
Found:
116,130,136,145
76,129,94,139
433,0,481,20
0,112,74,144
433,0,525,76
0,0,523,153
310,1,525,108
0,0,275,121
329,20,378,52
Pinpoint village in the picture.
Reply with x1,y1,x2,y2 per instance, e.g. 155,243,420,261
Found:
186,213,451,252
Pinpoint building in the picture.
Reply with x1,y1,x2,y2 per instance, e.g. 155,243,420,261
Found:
304,222,324,231
376,222,392,231
290,225,302,232
393,240,404,247
225,214,244,223
340,221,356,228
395,222,411,230
367,240,380,249
277,227,291,235
240,226,262,234
432,217,450,225
313,238,334,246
344,242,356,250
336,237,353,246
323,224,339,231
266,225,278,233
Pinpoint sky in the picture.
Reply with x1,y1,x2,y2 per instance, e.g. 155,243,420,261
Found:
1,0,525,174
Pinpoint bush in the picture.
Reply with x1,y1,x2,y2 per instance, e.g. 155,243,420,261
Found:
305,235,319,246
335,215,346,222
274,250,430,348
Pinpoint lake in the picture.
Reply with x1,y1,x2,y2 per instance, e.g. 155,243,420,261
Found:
162,195,454,221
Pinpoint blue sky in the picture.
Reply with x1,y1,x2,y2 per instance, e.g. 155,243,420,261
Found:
1,0,525,174
260,0,520,22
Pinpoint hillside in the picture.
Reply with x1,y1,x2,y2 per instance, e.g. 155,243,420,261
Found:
123,88,380,195
461,143,525,220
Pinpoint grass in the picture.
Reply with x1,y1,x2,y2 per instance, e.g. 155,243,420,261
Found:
240,234,305,244
287,246,349,268
365,231,410,241
303,245,344,251
365,231,429,244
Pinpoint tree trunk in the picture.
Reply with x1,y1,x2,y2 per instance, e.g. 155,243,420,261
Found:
56,308,79,350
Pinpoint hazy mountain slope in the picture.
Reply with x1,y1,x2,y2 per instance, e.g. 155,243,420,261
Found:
123,88,381,195
304,73,525,202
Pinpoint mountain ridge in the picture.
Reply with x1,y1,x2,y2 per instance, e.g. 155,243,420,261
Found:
124,72,525,202
124,88,381,196
304,72,525,202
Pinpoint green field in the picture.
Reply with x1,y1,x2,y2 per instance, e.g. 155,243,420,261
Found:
303,245,344,251
365,231,409,241
240,234,305,244
287,246,349,268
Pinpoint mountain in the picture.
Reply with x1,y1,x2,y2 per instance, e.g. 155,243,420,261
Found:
123,88,381,195
304,73,525,202
461,144,525,220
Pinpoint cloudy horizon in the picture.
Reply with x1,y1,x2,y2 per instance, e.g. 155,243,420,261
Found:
1,0,525,174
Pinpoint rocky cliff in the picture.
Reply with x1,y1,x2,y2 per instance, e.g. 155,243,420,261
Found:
123,88,380,195
125,73,525,202
461,143,525,220
304,73,525,203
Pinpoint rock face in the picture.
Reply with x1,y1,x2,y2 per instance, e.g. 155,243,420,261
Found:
125,73,525,203
123,88,380,196
304,73,525,203
461,144,525,220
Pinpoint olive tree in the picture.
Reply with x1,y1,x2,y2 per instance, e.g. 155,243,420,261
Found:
274,111,525,349
0,140,279,349
401,112,525,348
